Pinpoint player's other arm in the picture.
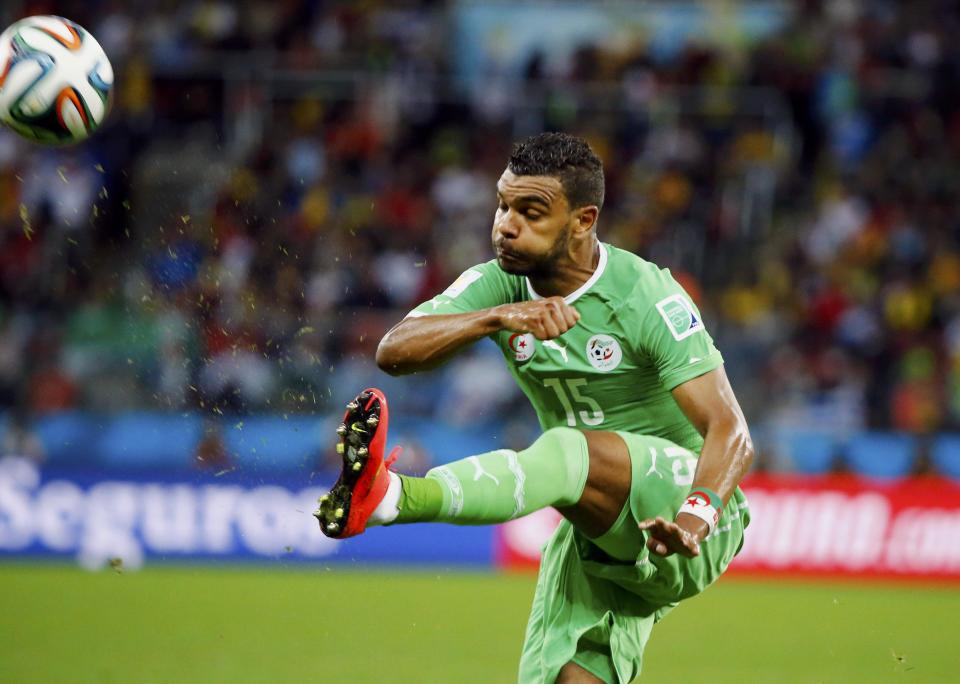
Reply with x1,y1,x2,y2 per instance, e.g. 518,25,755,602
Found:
376,297,580,375
635,273,753,557
672,366,753,509
641,367,754,556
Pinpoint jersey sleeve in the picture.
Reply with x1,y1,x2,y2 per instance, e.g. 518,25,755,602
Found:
407,260,516,318
634,270,723,390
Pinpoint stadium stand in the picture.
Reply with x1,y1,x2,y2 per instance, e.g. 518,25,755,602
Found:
2,1,960,476
844,433,919,479
930,435,960,480
98,413,202,471
775,429,838,475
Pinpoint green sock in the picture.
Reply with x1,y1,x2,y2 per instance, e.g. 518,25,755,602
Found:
395,427,589,525
394,475,444,523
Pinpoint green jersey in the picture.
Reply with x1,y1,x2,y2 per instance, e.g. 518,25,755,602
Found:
410,242,723,451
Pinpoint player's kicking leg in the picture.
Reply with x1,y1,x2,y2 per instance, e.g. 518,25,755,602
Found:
314,387,631,540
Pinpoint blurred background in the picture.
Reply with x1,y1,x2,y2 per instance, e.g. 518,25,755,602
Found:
1,1,959,683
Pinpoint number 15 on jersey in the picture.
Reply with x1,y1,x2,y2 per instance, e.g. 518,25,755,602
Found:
542,377,605,427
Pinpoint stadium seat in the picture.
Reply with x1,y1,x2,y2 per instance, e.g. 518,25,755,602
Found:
843,432,918,479
930,435,960,480
775,429,837,474
224,415,327,473
35,412,99,467
97,413,202,470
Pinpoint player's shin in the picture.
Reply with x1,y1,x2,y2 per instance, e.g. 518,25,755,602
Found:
380,427,590,525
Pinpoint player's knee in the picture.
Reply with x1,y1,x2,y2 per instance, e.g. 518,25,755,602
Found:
528,427,589,506
533,427,585,459
535,425,580,444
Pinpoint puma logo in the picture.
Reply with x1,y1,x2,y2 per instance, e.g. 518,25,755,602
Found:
468,456,500,485
645,447,663,478
543,340,568,363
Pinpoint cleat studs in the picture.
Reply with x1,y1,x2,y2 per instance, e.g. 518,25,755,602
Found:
336,424,347,436
366,416,379,427
319,495,329,504
336,443,344,454
326,522,340,533
357,446,368,457
346,401,359,411
352,461,362,471
334,508,344,519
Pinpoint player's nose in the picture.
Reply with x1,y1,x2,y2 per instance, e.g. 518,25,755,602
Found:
494,212,521,240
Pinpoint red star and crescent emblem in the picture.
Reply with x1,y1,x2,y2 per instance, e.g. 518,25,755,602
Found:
508,332,535,362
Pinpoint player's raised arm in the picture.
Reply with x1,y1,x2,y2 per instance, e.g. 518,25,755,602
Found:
376,296,580,375
376,309,499,375
671,366,753,505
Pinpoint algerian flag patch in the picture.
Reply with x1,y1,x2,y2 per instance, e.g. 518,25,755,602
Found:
655,294,703,341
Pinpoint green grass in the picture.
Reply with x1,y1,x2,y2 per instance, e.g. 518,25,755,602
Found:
0,564,957,683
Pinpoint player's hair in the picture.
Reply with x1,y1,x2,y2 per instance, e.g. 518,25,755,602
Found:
507,132,605,211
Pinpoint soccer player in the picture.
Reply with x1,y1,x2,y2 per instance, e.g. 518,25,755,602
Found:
315,132,754,683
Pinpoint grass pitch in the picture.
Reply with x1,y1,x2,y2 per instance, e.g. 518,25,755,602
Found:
1,564,957,683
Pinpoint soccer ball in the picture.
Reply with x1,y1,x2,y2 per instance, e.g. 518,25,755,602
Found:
0,15,113,145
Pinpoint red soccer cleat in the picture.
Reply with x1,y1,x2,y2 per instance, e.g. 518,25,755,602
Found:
314,388,399,538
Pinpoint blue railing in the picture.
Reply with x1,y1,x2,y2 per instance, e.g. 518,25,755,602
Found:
1,411,510,475
4,412,960,479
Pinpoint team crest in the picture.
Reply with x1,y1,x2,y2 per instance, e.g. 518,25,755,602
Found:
586,334,622,372
508,332,536,362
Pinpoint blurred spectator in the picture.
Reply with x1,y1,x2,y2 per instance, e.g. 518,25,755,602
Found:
1,408,45,464
193,418,232,471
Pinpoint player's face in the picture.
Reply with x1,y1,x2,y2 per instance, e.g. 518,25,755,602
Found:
493,170,573,277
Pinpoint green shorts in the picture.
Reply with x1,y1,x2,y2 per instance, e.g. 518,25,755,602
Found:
517,432,750,683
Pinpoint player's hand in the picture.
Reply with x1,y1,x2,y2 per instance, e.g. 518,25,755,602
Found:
638,515,706,558
494,297,580,340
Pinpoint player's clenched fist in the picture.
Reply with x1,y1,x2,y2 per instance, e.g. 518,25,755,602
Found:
494,297,580,340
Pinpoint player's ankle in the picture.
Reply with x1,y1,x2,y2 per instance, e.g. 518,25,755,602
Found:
368,471,402,526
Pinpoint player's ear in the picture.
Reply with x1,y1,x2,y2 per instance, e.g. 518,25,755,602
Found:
572,205,599,236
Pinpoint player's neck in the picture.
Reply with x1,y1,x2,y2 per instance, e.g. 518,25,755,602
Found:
529,238,600,299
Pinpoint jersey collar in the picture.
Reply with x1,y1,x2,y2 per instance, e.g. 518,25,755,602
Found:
526,242,608,304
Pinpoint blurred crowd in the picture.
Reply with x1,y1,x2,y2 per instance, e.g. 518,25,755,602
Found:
3,0,960,462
